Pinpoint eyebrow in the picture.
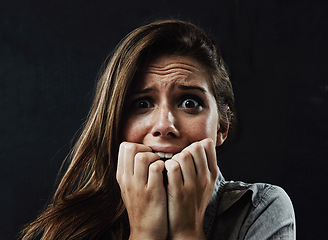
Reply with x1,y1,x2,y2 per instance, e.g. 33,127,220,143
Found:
130,84,207,96
177,84,206,93
130,88,154,96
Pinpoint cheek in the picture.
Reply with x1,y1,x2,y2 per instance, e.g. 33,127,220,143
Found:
122,117,146,142
185,113,218,142
122,119,140,142
205,117,220,142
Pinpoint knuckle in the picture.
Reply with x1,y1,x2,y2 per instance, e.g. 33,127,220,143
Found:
179,151,191,161
166,160,180,172
124,142,137,153
193,142,203,151
135,152,148,164
149,161,163,172
182,152,193,164
116,172,124,186
116,174,120,183
203,138,214,148
119,141,128,151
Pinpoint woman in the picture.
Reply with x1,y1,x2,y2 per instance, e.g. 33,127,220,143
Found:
22,20,295,239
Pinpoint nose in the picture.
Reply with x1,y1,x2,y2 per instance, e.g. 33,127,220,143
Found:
152,105,179,138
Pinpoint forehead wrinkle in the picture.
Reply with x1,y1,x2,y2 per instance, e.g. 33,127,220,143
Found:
138,55,210,92
142,71,192,91
145,62,200,76
141,74,182,91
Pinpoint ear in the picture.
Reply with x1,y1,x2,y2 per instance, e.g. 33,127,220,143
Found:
216,122,229,147
216,107,231,147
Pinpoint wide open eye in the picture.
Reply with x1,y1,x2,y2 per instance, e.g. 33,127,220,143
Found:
179,96,204,113
135,99,151,109
130,98,154,112
180,98,200,109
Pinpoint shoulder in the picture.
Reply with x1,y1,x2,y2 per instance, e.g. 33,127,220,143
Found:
240,182,295,239
210,181,296,239
230,181,292,205
218,181,294,212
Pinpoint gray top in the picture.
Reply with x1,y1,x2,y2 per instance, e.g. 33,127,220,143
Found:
203,168,296,239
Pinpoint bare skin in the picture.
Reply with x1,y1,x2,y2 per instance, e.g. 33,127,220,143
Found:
116,55,229,240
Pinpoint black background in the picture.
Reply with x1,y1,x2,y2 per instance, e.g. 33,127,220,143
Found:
1,0,327,239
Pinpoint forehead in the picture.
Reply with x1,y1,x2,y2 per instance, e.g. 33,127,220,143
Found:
136,54,211,89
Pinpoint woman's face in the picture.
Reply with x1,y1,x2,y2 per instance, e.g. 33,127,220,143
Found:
122,55,227,155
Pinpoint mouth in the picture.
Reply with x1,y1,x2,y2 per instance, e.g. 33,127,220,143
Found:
154,151,174,161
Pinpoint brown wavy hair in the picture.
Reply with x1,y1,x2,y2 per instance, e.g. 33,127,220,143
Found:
21,19,236,240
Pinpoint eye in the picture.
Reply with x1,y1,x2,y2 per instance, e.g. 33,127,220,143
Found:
135,99,151,108
181,98,199,109
179,96,204,113
130,97,154,112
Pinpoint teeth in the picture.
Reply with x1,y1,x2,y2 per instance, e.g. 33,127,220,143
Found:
155,152,173,159
156,152,165,158
165,153,173,158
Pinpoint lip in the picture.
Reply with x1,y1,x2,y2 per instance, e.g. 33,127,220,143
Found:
150,145,183,154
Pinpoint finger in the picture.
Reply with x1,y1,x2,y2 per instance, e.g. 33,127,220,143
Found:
165,159,183,187
199,138,218,178
147,160,165,189
134,152,160,185
183,141,208,177
171,151,196,184
117,142,125,182
120,142,152,176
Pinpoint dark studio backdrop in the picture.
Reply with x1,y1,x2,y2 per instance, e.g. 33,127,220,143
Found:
1,0,327,239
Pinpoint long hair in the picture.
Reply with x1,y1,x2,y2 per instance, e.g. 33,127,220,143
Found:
21,19,236,240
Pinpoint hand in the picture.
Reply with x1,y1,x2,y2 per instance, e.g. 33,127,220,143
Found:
164,138,218,240
116,142,168,240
